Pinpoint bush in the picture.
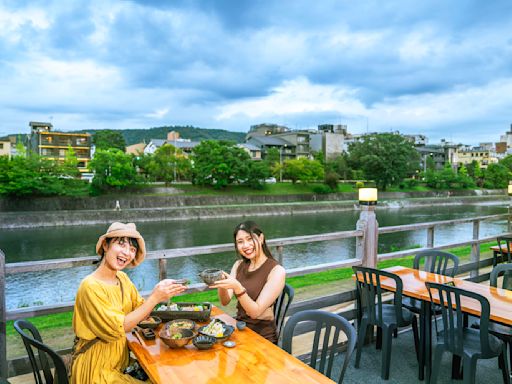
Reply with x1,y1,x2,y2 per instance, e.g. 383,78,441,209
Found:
355,181,364,189
313,184,333,194
324,172,339,191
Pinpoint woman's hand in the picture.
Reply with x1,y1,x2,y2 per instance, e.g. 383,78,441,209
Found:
150,279,187,303
210,271,244,293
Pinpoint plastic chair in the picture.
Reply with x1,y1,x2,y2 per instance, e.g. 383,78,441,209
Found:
274,283,294,340
495,237,512,266
425,282,510,384
402,250,459,314
352,266,419,380
472,263,512,373
282,309,356,383
14,319,69,384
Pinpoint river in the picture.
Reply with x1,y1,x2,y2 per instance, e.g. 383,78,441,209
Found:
1,202,508,310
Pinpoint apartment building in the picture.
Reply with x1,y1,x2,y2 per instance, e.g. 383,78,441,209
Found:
28,121,92,173
0,137,11,158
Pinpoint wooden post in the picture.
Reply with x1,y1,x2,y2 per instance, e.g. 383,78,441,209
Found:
427,226,435,248
275,246,284,266
159,258,167,281
471,220,480,278
0,249,7,380
356,205,379,268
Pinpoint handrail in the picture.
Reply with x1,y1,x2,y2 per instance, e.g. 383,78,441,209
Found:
1,212,510,379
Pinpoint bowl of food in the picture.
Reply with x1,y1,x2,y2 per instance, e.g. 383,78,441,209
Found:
198,269,224,285
137,316,162,330
193,335,217,350
165,319,196,332
198,319,235,343
159,328,195,349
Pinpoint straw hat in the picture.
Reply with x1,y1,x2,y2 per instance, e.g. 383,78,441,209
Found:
95,222,146,266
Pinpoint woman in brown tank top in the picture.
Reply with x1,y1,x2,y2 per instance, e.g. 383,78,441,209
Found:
210,221,286,343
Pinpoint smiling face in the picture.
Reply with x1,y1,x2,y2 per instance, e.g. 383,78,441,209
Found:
101,237,138,271
235,230,264,260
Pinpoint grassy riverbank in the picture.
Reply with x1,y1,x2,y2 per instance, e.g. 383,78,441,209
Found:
5,241,495,359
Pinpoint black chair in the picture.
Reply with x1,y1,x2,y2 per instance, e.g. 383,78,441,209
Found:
472,263,512,373
274,283,294,340
425,281,510,384
282,309,356,383
14,319,69,384
495,237,512,266
352,266,419,380
402,250,459,314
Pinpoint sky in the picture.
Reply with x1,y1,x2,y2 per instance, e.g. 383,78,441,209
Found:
1,0,512,145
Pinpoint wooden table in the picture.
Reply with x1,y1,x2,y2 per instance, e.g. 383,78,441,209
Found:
490,245,512,266
373,266,512,382
126,307,335,384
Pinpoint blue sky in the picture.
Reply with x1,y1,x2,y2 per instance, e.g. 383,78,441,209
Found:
1,0,512,145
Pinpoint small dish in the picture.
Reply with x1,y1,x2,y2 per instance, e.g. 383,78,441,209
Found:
198,319,234,342
198,269,224,285
137,316,162,330
236,321,246,331
223,341,236,348
193,335,216,350
166,319,196,331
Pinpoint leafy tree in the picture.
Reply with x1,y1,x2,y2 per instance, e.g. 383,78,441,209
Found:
348,133,420,190
325,153,351,180
246,161,271,189
147,144,192,185
499,155,512,172
483,163,509,189
60,145,80,178
93,130,126,151
457,164,475,188
192,140,250,189
283,158,324,184
90,148,137,191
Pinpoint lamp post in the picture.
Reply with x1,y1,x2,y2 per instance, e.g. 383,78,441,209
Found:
356,188,379,268
279,145,287,183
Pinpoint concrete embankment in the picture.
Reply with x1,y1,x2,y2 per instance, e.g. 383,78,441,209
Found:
0,190,507,229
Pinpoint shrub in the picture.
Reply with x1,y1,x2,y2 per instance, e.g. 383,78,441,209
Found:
324,172,339,191
355,181,364,189
313,184,333,194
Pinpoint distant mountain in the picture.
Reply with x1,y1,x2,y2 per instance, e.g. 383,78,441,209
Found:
75,125,246,145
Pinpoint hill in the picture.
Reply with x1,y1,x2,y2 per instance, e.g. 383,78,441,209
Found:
74,125,246,145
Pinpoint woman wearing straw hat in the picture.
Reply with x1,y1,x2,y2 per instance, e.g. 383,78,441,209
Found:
71,222,187,383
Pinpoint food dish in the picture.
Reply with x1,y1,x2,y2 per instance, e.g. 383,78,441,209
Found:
159,328,195,348
165,319,196,331
198,319,234,343
198,269,224,285
152,302,212,321
137,316,162,329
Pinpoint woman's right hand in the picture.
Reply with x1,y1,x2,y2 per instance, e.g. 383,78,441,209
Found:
150,279,187,303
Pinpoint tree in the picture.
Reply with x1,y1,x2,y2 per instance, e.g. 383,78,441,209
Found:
282,158,324,184
348,133,420,190
483,163,509,189
90,148,137,191
93,130,126,151
148,144,192,185
191,140,250,189
325,153,351,180
60,145,80,178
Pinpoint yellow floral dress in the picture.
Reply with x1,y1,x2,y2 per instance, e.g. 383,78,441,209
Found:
71,271,146,383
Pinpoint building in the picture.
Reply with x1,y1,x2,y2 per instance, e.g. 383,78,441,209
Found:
28,121,92,174
126,142,146,156
237,143,262,160
0,137,11,159
416,145,446,171
246,123,311,159
143,131,199,156
454,147,498,169
310,124,347,160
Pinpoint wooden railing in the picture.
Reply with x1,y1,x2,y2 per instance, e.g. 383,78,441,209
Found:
0,213,509,379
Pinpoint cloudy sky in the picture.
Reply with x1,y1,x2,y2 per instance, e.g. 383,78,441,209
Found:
1,0,512,145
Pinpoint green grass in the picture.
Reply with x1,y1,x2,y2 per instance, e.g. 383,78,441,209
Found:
6,241,496,337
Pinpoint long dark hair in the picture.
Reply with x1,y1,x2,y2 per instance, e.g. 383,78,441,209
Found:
233,221,274,262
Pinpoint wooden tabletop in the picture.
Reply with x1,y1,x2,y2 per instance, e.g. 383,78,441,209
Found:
490,245,511,253
126,307,335,384
376,266,512,326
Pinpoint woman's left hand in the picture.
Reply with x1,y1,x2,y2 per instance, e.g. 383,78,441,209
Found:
210,271,243,292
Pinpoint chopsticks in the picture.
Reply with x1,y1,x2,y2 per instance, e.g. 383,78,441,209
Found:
131,329,145,344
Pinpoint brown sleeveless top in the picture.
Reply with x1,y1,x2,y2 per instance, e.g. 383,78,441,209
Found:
236,257,280,344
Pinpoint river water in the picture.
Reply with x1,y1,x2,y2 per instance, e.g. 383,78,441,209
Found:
1,202,508,310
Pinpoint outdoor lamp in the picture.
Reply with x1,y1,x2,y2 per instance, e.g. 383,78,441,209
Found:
358,188,378,206
508,184,512,196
